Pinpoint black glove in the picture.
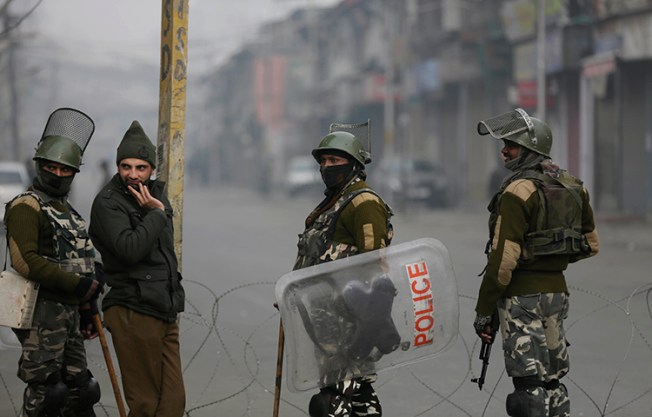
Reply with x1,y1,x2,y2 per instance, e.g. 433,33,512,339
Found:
75,277,104,303
473,313,494,338
79,299,99,339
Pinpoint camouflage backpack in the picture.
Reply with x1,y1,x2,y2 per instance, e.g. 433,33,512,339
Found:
520,170,589,259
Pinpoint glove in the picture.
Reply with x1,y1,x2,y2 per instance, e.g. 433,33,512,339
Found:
75,277,104,303
473,313,494,338
79,299,99,340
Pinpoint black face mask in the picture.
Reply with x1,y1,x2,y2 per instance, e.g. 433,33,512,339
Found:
33,169,75,197
320,163,355,190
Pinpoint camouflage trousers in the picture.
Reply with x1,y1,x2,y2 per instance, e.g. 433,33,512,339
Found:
13,299,89,417
311,375,381,417
498,293,570,417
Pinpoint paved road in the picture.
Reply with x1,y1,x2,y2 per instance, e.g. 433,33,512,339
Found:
1,185,651,417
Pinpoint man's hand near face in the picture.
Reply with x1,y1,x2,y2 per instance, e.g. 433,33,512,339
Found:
128,183,165,211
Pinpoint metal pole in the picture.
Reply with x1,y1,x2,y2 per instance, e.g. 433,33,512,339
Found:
272,321,285,417
536,0,546,119
157,0,189,268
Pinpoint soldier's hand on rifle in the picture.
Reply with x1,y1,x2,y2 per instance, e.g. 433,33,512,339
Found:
473,313,496,344
472,312,499,390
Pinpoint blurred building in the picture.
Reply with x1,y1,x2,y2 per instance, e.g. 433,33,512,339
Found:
200,0,652,217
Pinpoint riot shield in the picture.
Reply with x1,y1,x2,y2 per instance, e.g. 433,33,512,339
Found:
275,237,458,392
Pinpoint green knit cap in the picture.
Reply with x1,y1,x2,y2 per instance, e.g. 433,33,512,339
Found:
116,120,156,168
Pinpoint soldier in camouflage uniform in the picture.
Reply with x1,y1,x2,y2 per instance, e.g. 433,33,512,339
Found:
4,108,103,417
294,130,393,417
472,109,600,417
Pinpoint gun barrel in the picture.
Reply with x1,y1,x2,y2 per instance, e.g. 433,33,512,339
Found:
472,340,492,390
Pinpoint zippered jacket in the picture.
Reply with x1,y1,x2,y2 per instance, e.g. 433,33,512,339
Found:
89,174,184,323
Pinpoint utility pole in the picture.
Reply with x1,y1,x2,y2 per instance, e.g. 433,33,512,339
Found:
157,0,189,268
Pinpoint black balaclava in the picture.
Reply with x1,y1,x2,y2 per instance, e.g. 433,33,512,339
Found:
320,162,356,190
32,161,75,197
318,149,364,192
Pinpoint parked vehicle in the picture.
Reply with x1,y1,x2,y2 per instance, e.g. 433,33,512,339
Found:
284,156,322,197
373,157,449,208
0,161,30,221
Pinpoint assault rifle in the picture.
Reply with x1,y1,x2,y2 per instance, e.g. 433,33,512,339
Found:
471,313,499,390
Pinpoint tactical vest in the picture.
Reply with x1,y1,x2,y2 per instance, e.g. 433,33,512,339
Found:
10,191,96,277
293,188,393,271
488,170,588,261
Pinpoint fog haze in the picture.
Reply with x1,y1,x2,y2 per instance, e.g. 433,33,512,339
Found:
10,0,337,194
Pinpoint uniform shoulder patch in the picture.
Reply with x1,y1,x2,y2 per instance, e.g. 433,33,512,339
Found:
504,179,537,202
351,191,380,207
10,194,40,211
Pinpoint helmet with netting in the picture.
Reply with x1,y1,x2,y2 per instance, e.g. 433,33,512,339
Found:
312,131,372,166
477,108,552,157
33,108,95,171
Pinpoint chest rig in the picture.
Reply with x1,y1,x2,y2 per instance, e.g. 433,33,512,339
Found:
487,170,588,260
17,191,95,277
294,188,392,271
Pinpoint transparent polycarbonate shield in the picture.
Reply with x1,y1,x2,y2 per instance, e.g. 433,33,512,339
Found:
275,238,459,392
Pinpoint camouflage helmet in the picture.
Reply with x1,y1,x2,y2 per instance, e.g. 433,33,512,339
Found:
33,108,95,172
477,108,552,157
311,131,371,165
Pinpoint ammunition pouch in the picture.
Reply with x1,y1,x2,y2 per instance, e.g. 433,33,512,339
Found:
523,227,587,258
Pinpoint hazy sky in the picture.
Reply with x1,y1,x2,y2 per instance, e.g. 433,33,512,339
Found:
11,0,339,158
9,0,339,193
29,0,339,71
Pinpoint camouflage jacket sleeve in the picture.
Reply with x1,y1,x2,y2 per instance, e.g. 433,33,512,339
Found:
4,195,80,292
335,191,390,253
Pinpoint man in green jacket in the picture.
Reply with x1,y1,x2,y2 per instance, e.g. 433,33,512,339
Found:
473,109,599,417
295,130,393,417
89,121,185,417
4,107,103,417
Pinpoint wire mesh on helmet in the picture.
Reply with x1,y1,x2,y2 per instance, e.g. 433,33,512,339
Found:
40,108,95,153
477,108,533,140
329,119,371,155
